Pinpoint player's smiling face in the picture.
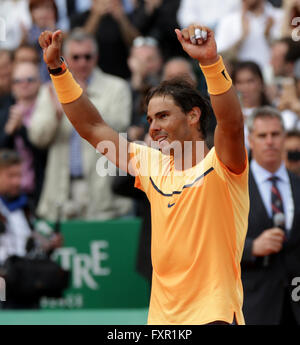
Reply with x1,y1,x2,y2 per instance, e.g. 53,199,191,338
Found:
147,95,192,154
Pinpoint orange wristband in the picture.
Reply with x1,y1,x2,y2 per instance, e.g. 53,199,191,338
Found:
200,56,232,95
50,69,83,104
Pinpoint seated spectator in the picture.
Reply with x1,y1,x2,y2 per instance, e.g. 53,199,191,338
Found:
270,37,300,79
276,60,300,130
131,0,184,61
28,30,133,221
283,130,300,176
70,0,140,79
0,62,47,211
0,0,31,51
232,60,271,148
13,44,40,66
23,0,61,83
127,36,163,141
0,149,62,309
161,57,197,87
268,38,300,128
215,0,283,75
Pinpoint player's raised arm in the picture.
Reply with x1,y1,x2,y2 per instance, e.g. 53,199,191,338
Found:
38,30,129,171
175,25,246,174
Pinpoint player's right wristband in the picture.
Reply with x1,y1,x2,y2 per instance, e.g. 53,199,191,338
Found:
200,56,232,95
50,69,83,104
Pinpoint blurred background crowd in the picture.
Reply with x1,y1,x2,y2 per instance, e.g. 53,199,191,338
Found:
0,0,300,324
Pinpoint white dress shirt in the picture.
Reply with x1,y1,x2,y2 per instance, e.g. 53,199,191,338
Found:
177,0,238,30
215,2,283,73
250,160,294,232
0,200,32,265
0,0,31,50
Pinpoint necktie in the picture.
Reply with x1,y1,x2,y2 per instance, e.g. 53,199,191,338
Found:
269,176,285,229
269,176,284,215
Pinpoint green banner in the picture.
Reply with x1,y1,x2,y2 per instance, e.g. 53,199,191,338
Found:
40,218,150,309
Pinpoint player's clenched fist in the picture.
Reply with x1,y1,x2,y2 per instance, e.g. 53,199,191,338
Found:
175,25,218,66
38,30,63,69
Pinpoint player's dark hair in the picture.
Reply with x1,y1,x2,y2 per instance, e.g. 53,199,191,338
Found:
145,78,212,139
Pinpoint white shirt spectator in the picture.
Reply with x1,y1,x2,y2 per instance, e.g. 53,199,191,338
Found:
0,200,32,265
250,159,294,232
0,0,32,50
281,109,300,131
177,0,239,30
215,2,283,72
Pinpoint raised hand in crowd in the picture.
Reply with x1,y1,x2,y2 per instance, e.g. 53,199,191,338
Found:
144,0,163,15
91,0,110,18
4,105,24,135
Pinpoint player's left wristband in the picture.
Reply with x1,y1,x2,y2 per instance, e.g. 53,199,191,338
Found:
200,56,232,95
50,68,83,104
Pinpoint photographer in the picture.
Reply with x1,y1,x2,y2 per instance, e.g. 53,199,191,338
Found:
0,149,64,309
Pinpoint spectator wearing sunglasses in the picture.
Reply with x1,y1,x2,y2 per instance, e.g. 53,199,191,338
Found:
28,29,133,221
0,62,47,213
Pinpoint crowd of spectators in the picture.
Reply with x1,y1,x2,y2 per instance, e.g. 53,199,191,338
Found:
0,0,300,320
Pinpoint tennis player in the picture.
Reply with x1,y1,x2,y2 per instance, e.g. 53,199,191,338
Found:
39,24,249,325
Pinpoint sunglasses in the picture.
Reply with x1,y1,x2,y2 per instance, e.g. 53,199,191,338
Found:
132,36,158,48
71,54,94,61
12,77,38,84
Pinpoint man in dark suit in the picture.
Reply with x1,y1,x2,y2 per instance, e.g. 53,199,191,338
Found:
241,106,300,325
